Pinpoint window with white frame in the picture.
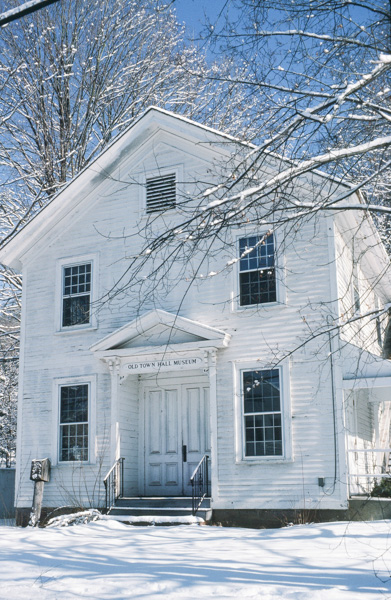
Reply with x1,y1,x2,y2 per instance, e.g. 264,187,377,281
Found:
59,383,89,461
242,369,283,457
62,262,91,327
239,234,276,306
145,173,176,213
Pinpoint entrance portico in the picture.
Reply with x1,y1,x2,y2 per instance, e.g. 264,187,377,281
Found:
90,310,230,497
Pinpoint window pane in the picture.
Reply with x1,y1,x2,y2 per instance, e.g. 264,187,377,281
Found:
243,370,282,457
60,385,88,424
246,441,256,456
243,370,280,414
239,235,274,269
60,385,88,461
258,236,274,269
60,423,88,461
62,263,91,327
239,235,276,306
62,295,90,327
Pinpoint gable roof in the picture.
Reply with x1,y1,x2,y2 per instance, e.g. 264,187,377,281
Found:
0,106,251,271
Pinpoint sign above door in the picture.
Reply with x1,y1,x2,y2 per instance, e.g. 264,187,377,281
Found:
121,356,205,375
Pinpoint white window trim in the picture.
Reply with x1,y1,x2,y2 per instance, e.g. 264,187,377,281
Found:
139,164,184,216
233,360,292,463
231,229,286,312
55,253,99,333
52,375,97,466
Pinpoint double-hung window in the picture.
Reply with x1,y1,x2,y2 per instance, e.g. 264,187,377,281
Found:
242,369,283,457
62,263,91,327
239,234,276,306
59,384,89,462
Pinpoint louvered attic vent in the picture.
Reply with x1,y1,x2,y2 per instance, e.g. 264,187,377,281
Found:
146,173,176,213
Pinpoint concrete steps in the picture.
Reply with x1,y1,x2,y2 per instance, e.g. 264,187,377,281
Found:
107,496,212,525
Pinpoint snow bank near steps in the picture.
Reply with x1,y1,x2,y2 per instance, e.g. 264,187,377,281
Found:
45,509,205,527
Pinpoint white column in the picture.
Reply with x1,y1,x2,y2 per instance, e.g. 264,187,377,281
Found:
108,357,121,463
207,349,218,504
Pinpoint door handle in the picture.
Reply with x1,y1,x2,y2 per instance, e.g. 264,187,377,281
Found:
182,444,187,462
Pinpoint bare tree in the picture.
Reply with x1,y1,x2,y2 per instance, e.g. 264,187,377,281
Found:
85,2,391,502
0,0,261,446
101,1,391,301
3,0,390,340
74,3,391,429
198,1,391,214
0,0,257,204
0,354,17,466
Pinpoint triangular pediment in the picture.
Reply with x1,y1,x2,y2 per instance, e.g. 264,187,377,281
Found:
118,322,204,349
90,309,230,353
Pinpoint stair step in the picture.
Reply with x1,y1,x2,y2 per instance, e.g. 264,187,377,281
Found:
115,497,210,509
103,514,208,526
107,496,212,524
110,507,211,519
111,508,191,516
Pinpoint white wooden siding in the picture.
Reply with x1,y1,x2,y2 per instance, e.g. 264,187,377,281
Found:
14,119,391,512
335,221,386,358
118,375,139,496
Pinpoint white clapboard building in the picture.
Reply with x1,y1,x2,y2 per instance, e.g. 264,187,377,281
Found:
2,107,391,526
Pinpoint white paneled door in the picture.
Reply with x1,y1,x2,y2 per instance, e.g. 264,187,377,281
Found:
143,380,210,496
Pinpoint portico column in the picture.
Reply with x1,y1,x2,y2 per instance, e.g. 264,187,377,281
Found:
207,349,218,503
108,357,121,463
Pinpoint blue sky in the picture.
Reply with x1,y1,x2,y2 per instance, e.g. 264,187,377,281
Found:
173,0,229,38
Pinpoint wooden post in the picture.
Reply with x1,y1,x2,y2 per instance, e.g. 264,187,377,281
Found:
29,481,45,527
28,458,51,527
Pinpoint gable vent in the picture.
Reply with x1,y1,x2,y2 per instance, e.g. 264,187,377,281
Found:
146,173,176,213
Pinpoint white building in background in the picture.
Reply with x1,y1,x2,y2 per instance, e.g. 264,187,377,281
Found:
1,107,391,526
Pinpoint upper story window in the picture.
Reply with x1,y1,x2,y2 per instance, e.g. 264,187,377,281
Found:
239,234,276,306
146,173,176,213
62,263,91,327
243,369,282,457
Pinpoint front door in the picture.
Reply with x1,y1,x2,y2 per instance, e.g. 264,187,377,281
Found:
143,379,210,496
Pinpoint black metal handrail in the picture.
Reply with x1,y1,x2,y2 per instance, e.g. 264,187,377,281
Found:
190,454,209,515
103,457,124,512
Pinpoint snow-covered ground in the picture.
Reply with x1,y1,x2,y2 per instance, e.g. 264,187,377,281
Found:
1,519,391,599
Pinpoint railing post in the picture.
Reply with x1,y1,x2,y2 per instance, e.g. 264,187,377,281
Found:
206,457,209,497
190,454,209,516
103,457,125,513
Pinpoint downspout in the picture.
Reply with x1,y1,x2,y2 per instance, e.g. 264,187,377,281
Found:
328,328,338,493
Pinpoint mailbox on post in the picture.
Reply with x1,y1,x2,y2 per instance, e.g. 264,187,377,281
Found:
30,458,51,483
